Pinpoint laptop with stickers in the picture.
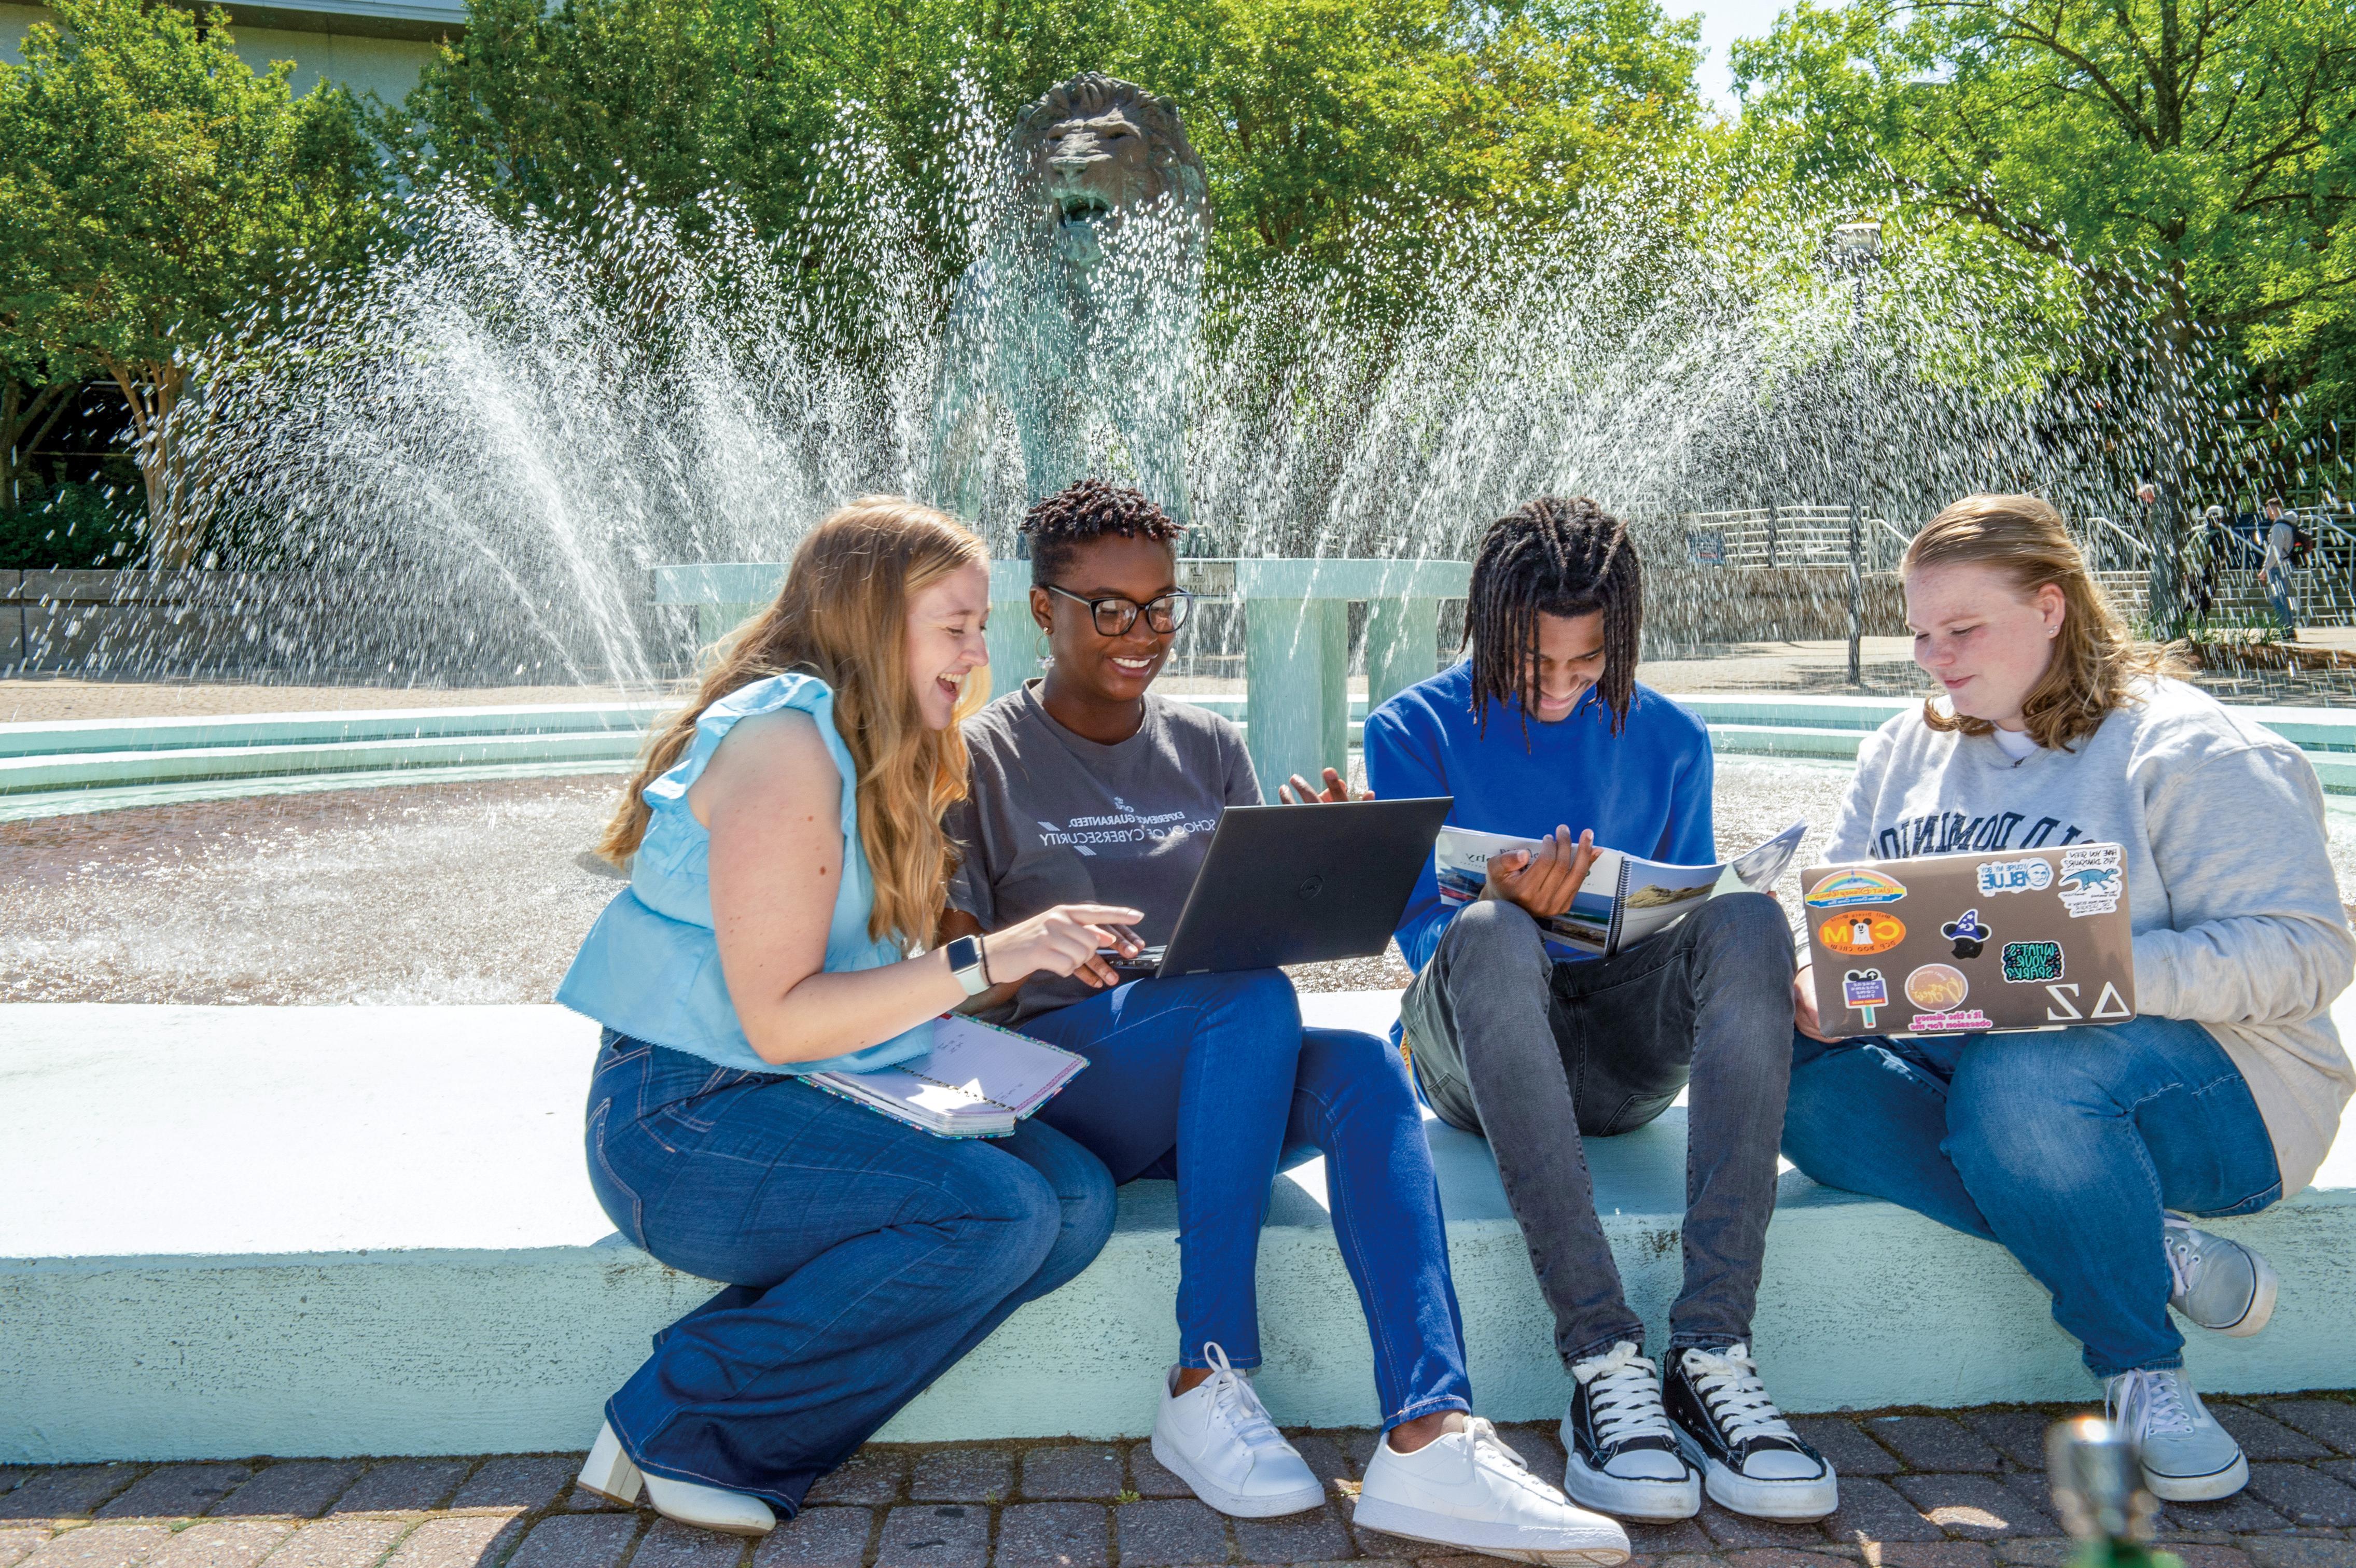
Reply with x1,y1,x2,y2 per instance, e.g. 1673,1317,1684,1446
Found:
1802,844,2135,1037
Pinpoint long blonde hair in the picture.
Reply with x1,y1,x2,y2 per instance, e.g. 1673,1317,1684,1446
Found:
597,497,989,944
1905,493,2182,752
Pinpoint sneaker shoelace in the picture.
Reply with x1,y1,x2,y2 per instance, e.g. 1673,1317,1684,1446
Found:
1683,1345,1800,1447
1578,1342,1679,1452
1199,1342,1289,1455
2160,1217,2202,1299
2109,1367,2197,1439
1462,1416,1562,1501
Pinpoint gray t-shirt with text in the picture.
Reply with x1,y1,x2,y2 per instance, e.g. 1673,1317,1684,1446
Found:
946,681,1260,1025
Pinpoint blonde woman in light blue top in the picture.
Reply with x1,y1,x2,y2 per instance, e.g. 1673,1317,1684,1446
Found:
557,497,1142,1537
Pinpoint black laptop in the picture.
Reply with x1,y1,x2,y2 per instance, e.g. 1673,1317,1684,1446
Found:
1111,797,1454,977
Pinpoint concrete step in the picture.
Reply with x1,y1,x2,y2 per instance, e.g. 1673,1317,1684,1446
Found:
5,993,2351,1464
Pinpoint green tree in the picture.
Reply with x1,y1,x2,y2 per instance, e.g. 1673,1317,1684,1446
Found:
384,0,1704,291
0,0,391,564
1731,0,2356,437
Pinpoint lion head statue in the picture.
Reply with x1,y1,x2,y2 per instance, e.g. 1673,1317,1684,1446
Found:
1010,73,1211,266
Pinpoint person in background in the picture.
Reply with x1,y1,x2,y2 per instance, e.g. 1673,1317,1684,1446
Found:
556,498,1137,1535
2260,495,2298,638
1786,494,2352,1504
941,479,1629,1566
1367,496,1837,1525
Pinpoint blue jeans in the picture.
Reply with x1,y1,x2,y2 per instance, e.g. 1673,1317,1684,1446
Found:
1020,969,1473,1431
583,1031,1116,1514
1783,1016,2282,1377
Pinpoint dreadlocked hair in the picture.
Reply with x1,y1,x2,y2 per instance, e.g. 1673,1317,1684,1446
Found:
1465,495,1642,738
1020,478,1186,584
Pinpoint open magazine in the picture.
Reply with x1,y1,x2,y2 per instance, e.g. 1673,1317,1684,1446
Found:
804,1014,1086,1138
1435,820,1807,958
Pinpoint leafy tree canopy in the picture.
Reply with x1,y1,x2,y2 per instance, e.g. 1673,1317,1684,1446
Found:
1731,0,2356,444
0,0,389,562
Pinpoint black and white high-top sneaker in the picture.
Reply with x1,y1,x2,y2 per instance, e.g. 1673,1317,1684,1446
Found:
1664,1343,1837,1520
1559,1342,1701,1520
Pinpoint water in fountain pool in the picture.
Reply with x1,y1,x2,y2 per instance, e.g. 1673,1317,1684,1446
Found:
12,758,2355,1007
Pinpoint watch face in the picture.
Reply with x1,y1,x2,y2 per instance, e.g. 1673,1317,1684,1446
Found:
948,935,981,971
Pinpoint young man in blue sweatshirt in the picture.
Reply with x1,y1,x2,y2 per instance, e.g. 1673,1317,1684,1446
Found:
1365,497,1836,1525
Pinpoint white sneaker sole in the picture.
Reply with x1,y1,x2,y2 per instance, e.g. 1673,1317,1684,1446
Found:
1149,1432,1325,1519
1677,1434,1838,1520
2216,1250,2279,1338
2144,1452,2250,1503
1352,1495,1631,1565
1557,1438,1701,1521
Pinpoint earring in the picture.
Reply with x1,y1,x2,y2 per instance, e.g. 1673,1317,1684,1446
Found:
1035,630,1053,668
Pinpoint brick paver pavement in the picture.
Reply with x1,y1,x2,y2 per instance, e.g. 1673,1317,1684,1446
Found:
9,1397,2353,1568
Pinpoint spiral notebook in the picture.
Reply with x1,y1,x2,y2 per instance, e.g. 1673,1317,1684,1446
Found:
804,1015,1087,1138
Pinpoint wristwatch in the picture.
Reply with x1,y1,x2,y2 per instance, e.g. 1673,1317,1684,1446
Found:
945,934,991,997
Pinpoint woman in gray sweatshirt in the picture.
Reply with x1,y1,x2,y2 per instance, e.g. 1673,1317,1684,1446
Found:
1785,494,2353,1505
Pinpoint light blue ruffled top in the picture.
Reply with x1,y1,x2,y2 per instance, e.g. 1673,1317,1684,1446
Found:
556,671,936,1075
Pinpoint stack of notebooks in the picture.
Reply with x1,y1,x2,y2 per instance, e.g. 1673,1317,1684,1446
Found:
806,1014,1087,1138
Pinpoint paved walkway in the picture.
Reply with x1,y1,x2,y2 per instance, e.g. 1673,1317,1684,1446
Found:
6,1398,2354,1568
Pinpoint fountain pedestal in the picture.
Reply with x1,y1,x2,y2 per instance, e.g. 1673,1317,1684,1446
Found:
656,559,1472,790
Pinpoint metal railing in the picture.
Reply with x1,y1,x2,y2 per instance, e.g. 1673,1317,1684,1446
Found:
1677,506,1913,572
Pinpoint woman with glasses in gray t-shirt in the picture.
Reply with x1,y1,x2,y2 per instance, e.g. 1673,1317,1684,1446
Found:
939,479,1627,1565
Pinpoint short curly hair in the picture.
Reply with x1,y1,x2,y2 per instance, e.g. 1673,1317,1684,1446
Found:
1020,479,1186,585
1466,495,1642,738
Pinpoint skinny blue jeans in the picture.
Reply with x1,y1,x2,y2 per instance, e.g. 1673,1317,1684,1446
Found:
583,1031,1117,1515
1019,968,1474,1431
1783,1016,2282,1378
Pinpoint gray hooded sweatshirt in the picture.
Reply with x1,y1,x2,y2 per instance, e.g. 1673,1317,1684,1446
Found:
1828,676,2354,1194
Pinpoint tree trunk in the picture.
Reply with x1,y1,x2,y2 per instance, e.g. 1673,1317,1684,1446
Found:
2,377,77,517
104,357,194,566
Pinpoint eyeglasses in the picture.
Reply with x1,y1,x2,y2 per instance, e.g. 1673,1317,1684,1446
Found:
1045,583,1194,636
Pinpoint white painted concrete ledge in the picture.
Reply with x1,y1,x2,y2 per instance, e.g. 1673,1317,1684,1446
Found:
3,994,2351,1463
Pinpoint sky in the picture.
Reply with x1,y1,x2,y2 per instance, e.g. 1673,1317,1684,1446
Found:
1675,0,1801,116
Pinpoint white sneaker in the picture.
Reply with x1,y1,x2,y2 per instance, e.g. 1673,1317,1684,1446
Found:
2163,1217,2278,1337
2107,1367,2250,1502
1150,1343,1326,1518
1356,1416,1631,1565
577,1421,776,1536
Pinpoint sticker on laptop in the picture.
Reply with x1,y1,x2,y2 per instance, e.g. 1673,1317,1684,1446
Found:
2056,845,2124,918
1909,1006,1994,1032
1976,858,2054,895
1904,963,1969,1011
2043,980,2132,1021
1805,869,1908,909
1842,968,1889,1028
1941,909,1990,959
1819,910,1906,956
2001,940,2064,983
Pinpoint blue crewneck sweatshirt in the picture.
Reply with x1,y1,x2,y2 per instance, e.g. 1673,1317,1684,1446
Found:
1364,660,1716,971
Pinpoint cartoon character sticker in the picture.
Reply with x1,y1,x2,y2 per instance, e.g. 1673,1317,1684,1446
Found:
1842,967,1889,1028
2056,844,2125,918
1905,963,1969,1012
1941,908,1991,959
1819,910,1906,956
2001,940,2065,983
1805,869,1909,909
1976,858,2054,895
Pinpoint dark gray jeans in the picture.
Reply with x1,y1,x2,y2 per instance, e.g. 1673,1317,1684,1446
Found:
1399,892,1796,1366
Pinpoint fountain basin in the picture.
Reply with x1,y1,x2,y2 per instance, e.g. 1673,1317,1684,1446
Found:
17,693,2356,821
5,990,2351,1464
